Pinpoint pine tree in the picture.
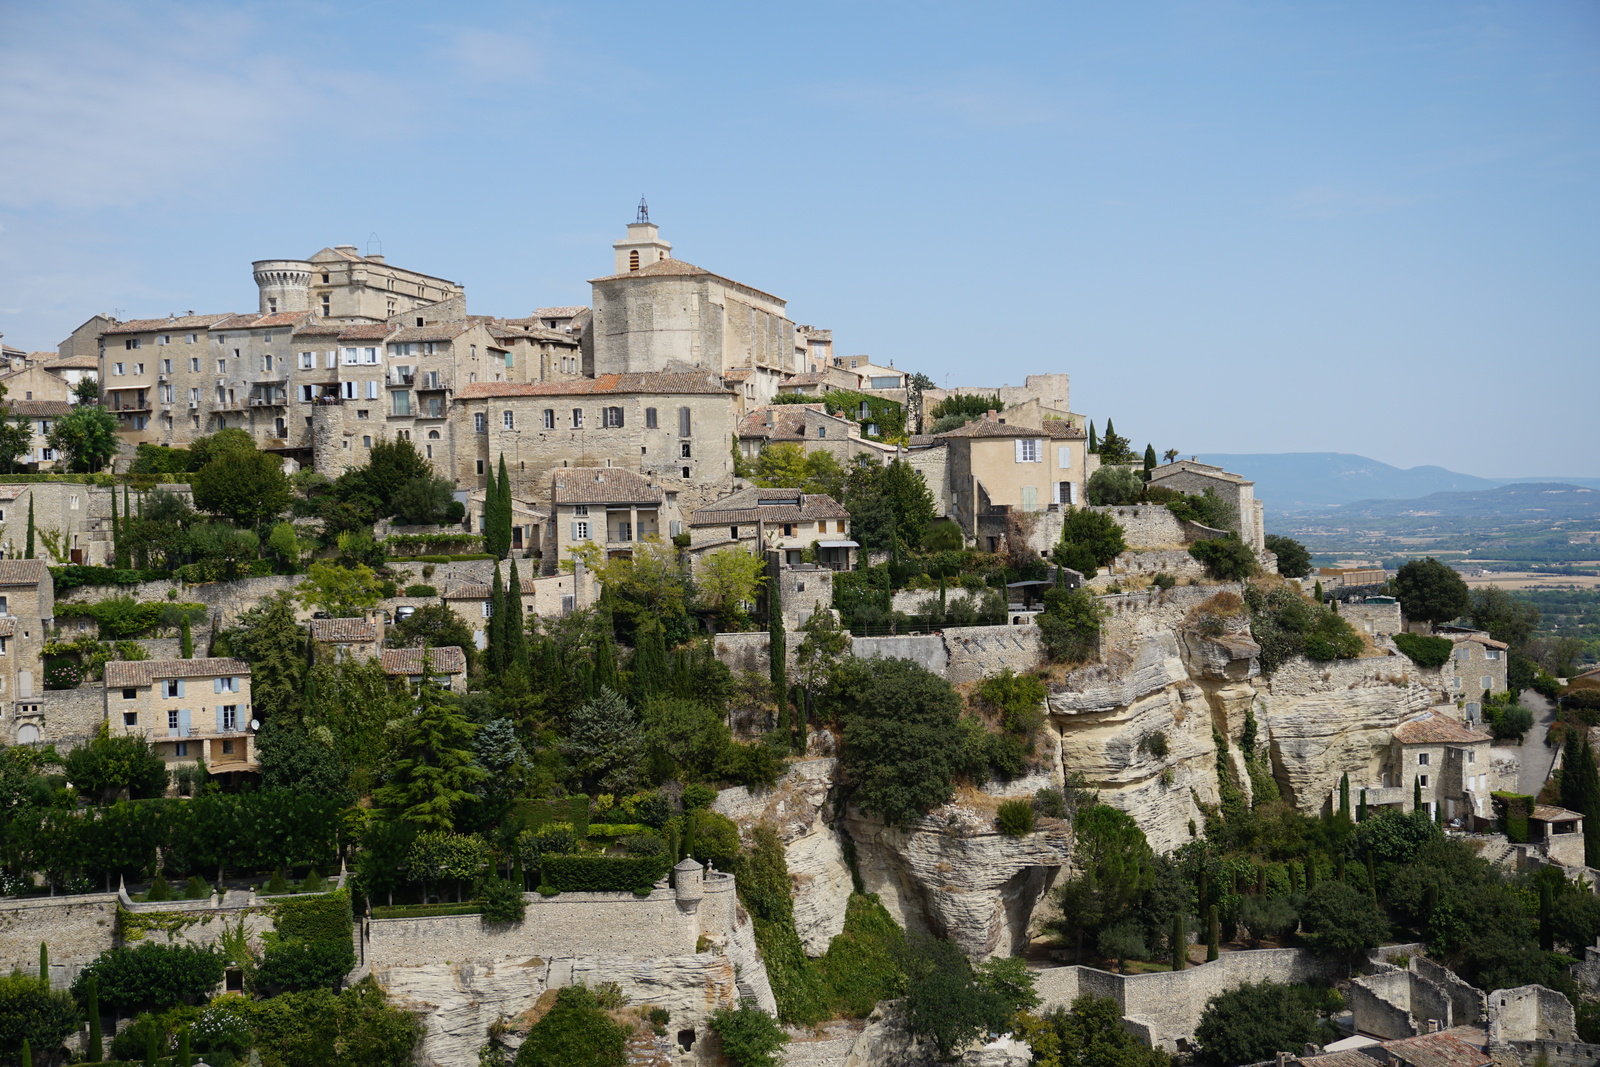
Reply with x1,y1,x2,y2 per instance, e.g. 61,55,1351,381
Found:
25,495,34,559
1087,421,1098,454
1171,912,1185,970
86,974,101,1060
769,571,789,750
1205,905,1220,962
1142,443,1157,482
485,565,505,677
180,615,194,659
373,668,487,830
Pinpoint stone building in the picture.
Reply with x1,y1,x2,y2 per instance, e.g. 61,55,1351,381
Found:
1148,459,1266,552
687,488,854,568
11,400,71,468
583,210,806,397
251,245,463,321
1343,710,1493,824
380,646,467,692
308,615,385,663
0,349,88,410
1435,629,1509,708
453,370,736,511
922,411,1088,546
0,559,54,732
546,467,678,570
441,568,597,640
734,403,893,467
103,657,257,784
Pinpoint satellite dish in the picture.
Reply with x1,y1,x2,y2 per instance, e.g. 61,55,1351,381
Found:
249,719,260,731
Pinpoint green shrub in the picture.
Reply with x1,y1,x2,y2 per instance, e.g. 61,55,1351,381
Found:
477,876,527,924
1189,537,1258,581
514,985,628,1067
1393,631,1452,669
402,584,437,598
71,943,226,1012
0,974,81,1057
274,889,353,945
1493,792,1534,843
371,903,483,919
1485,703,1534,743
255,938,356,994
144,874,172,902
681,783,717,810
709,1004,789,1067
540,855,668,894
996,800,1036,837
1033,788,1066,819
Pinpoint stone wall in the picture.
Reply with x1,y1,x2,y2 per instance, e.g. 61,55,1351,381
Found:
1338,600,1404,637
58,574,302,628
30,684,107,750
1089,505,1190,549
1098,584,1243,655
852,634,947,674
942,625,1044,684
1349,956,1484,1038
1489,984,1577,1044
1030,948,1341,1050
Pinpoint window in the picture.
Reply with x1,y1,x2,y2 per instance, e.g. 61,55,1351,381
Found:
475,413,486,433
300,351,314,369
503,410,515,429
161,359,172,373
681,466,691,479
476,460,484,474
217,359,227,373
263,355,273,372
1486,649,1502,661
572,520,590,540
343,347,359,364
1016,439,1042,463
299,384,314,402
189,387,201,405
133,416,148,430
124,711,137,727
158,334,170,345
134,362,144,375
363,347,379,364
326,351,337,368
392,391,410,415
678,407,692,437
175,742,188,757
190,357,200,372
1417,774,1429,788
423,342,437,355
818,426,827,438
342,381,357,400
363,436,372,448
1020,486,1038,511
1481,675,1492,691
730,526,739,539
124,338,140,350
645,407,658,429
602,406,624,428
1417,752,1430,766
391,343,413,357
222,739,235,754
164,678,181,698
630,249,640,270
220,706,238,732
542,409,555,429
114,362,125,375
837,520,846,533
1467,750,1476,764
168,709,179,731
782,524,795,537
122,687,137,700
680,442,692,458
185,333,197,343
367,381,379,400
572,505,589,517
1056,481,1075,505
357,408,369,418
572,408,584,428
1455,648,1469,662
1057,445,1073,467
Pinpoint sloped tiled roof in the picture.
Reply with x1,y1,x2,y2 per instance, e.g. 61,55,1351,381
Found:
1151,459,1250,485
589,258,785,303
552,467,664,505
104,657,249,688
388,323,471,343
1393,712,1492,745
737,404,849,441
0,559,50,585
935,416,1085,441
0,619,17,638
1298,1052,1385,1067
309,617,378,643
442,583,490,600
1451,633,1510,651
533,306,588,318
103,314,234,335
209,312,314,331
461,370,730,399
335,324,397,340
1532,805,1583,822
44,353,100,370
381,646,466,675
1380,1031,1491,1067
10,400,71,416
690,488,850,526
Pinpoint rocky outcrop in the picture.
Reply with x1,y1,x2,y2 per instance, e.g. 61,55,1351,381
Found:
844,803,1071,960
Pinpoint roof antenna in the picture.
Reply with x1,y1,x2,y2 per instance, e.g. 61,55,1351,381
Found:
366,232,384,257
636,197,649,223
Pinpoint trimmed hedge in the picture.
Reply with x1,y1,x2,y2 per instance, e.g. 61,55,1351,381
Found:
540,854,668,893
1493,791,1533,843
372,902,483,919
1393,631,1453,669
49,565,165,592
274,888,353,944
585,823,651,839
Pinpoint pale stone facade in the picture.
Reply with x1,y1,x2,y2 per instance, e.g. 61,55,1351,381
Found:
925,412,1088,544
1148,459,1266,551
687,488,854,568
0,559,54,741
546,467,678,570
734,403,893,466
104,657,257,782
252,245,463,320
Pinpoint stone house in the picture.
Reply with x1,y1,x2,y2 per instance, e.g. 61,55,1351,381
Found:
441,567,598,641
1337,596,1404,637
926,412,1088,546
1147,459,1266,552
1528,806,1586,868
687,488,854,569
735,404,893,467
454,370,735,511
775,366,861,397
308,614,385,663
462,487,547,559
0,559,54,736
1437,629,1509,707
103,657,257,783
1347,710,1494,824
380,646,467,692
546,467,678,570
0,350,87,411
10,400,71,468
251,245,464,322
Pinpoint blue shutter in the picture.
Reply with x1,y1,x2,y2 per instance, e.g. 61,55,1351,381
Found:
213,678,222,694
176,679,185,699
215,706,225,733
179,708,191,737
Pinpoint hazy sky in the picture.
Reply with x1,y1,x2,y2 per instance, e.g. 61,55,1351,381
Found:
2,1,1595,478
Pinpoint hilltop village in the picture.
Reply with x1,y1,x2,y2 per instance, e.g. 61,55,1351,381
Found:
0,209,1595,1067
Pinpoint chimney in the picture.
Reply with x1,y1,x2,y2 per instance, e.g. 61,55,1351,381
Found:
1276,1054,1290,1067
986,409,997,421
1426,1019,1440,1034
367,254,386,263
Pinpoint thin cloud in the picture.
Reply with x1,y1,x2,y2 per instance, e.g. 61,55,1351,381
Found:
1272,184,1422,219
0,3,374,210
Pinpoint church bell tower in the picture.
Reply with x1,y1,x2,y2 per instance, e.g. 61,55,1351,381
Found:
612,197,673,274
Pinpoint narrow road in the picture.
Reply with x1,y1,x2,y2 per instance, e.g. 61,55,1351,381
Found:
1517,691,1559,798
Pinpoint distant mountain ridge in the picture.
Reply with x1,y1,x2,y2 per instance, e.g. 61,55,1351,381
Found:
1194,452,1600,511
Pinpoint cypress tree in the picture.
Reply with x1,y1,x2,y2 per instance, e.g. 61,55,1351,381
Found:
1314,580,1325,602
1142,443,1157,481
485,565,505,677
1205,904,1220,962
144,1026,158,1066
25,495,35,559
86,974,101,1060
630,627,666,705
1413,775,1423,814
594,632,619,694
1358,788,1367,822
38,941,47,984
504,559,527,672
769,571,789,748
1366,852,1378,904
1339,772,1351,818
21,1039,30,1067
178,1027,192,1067
180,615,194,659
493,454,513,558
1560,732,1600,867
1170,912,1185,970
1305,856,1317,893
1335,852,1346,882
1435,802,1444,827
1087,421,1098,454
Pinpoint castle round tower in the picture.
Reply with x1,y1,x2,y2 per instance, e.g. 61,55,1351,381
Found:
251,259,315,315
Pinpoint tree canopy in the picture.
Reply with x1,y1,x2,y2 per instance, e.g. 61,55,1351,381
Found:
1393,557,1471,628
46,405,119,472
1264,535,1312,579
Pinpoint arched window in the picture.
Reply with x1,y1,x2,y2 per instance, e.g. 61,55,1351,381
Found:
428,429,440,439
629,250,640,271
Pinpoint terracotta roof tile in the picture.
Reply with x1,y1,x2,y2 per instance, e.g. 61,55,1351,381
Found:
0,559,50,585
381,647,466,675
10,400,71,416
335,324,398,340
1452,633,1510,651
1393,712,1492,745
533,307,588,318
1532,805,1583,822
1300,1053,1386,1067
44,354,100,370
0,619,16,638
588,258,785,304
736,404,849,441
552,467,664,505
104,657,250,688
443,583,490,600
103,314,234,335
1380,1032,1491,1067
309,617,378,642
690,488,850,525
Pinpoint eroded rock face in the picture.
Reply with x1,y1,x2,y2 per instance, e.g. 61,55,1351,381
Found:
844,803,1071,960
1047,633,1223,854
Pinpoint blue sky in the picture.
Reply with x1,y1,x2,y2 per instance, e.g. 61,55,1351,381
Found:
1,1,1595,478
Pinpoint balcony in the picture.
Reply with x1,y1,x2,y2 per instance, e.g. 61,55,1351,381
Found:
248,394,288,407
109,401,151,413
